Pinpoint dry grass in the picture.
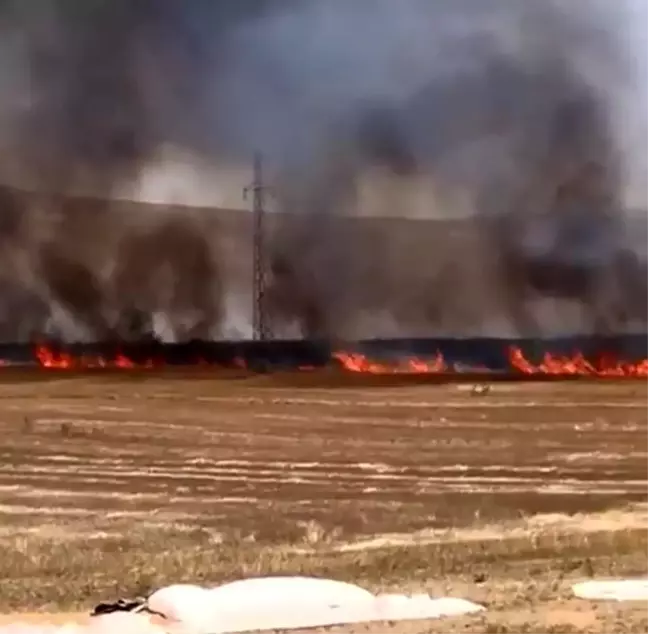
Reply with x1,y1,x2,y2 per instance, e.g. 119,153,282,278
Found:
0,371,645,632
1,526,647,623
0,517,646,632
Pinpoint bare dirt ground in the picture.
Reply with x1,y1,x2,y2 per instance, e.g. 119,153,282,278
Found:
0,369,646,632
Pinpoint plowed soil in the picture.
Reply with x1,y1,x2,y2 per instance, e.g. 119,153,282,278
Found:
0,369,646,632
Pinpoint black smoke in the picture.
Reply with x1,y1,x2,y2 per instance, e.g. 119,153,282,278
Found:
0,0,234,341
0,0,644,341
258,1,647,338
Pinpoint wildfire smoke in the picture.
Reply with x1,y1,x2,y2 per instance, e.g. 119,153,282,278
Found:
0,1,644,341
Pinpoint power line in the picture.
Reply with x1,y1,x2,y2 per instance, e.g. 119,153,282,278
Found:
243,152,272,341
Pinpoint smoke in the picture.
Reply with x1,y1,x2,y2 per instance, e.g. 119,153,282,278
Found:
0,0,229,341
233,0,647,338
0,0,645,341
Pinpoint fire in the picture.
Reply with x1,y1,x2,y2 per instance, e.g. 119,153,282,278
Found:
5,343,646,377
507,346,648,377
333,347,648,377
34,345,153,370
332,351,446,374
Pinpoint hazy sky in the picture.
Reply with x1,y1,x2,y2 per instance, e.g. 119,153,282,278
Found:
0,0,648,215
127,0,647,214
618,0,648,211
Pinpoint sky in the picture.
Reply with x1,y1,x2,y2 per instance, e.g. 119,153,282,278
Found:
0,0,648,215
128,0,647,215
616,0,648,212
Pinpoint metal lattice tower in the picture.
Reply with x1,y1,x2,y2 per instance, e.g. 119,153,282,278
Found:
244,153,272,341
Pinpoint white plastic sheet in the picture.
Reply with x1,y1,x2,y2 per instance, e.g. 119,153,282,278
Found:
146,576,484,633
0,576,485,633
572,578,648,602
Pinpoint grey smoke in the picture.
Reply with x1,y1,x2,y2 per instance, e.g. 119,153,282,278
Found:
0,0,228,341
240,0,647,338
0,0,644,341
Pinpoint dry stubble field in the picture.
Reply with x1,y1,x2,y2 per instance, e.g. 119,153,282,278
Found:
0,369,646,633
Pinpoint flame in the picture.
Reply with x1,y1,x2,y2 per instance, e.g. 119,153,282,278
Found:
507,346,648,377
35,344,152,370
6,343,645,377
332,351,446,374
333,347,648,377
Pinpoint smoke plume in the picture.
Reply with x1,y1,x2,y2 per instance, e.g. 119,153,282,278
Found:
250,0,647,338
0,0,229,341
0,0,644,341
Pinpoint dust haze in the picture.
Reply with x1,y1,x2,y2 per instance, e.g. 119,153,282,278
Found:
0,0,645,342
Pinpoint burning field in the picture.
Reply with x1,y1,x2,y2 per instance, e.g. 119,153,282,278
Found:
0,1,646,631
0,366,646,632
2,333,647,378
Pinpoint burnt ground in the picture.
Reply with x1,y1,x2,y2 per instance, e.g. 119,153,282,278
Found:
0,369,646,632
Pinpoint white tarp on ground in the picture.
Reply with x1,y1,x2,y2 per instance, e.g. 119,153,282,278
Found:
0,576,485,634
572,578,648,602
146,577,485,632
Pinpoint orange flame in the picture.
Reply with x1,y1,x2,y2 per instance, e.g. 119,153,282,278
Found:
15,343,648,377
332,351,446,374
35,345,152,370
507,346,648,377
333,347,648,377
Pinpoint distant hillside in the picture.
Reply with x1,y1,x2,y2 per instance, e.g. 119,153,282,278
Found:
0,185,644,341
